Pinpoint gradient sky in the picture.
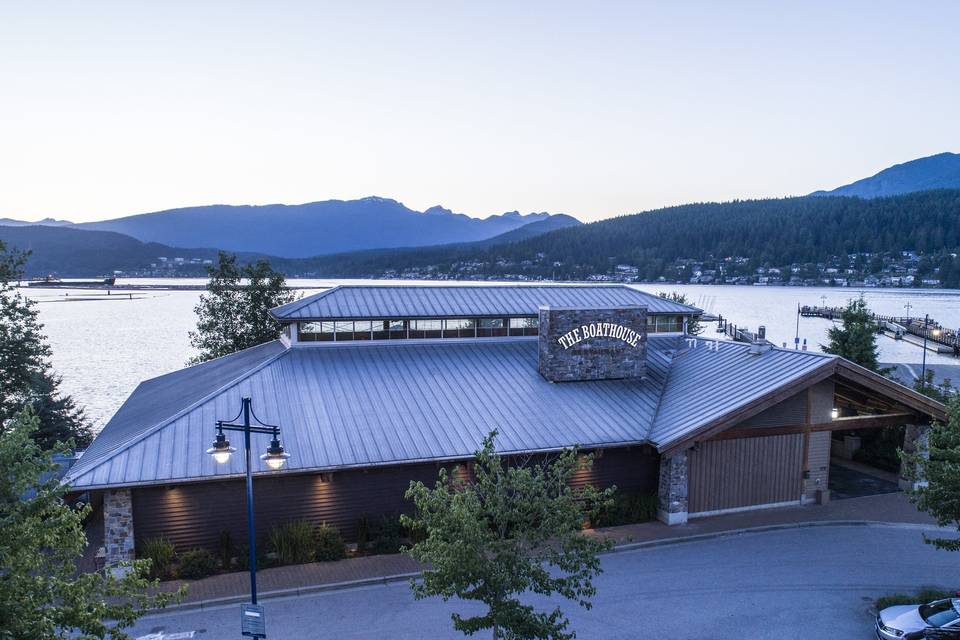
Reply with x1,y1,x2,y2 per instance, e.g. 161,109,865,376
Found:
2,1,958,223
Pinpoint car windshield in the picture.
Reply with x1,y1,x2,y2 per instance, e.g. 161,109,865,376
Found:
919,600,960,627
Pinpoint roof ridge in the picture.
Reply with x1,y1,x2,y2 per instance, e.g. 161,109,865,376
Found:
649,341,688,427
270,285,341,317
332,283,634,289
63,346,293,485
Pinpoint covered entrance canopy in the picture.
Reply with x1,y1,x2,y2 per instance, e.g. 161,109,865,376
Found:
655,356,946,524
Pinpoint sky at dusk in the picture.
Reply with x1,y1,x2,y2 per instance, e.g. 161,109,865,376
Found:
2,1,958,223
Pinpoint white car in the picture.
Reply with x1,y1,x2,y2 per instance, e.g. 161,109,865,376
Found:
876,598,960,639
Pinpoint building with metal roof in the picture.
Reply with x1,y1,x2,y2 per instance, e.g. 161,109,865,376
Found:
71,284,945,565
269,284,700,320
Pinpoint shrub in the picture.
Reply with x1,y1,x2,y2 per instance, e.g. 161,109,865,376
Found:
314,523,347,561
234,543,272,571
357,514,403,555
270,521,317,565
592,492,658,527
178,548,220,580
138,537,177,580
218,530,233,570
875,587,956,611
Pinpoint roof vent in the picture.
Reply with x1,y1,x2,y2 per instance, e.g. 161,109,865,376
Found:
748,341,772,356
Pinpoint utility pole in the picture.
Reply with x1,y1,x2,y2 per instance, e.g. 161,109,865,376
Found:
904,301,912,321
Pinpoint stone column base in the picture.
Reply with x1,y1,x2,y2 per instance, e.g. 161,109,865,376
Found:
657,450,689,526
657,509,688,526
104,488,136,566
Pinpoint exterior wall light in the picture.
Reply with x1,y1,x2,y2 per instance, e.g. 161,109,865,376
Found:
831,408,839,420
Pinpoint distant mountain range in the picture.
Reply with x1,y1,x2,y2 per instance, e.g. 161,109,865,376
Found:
0,198,578,259
0,212,582,278
3,152,960,280
0,217,73,227
811,152,960,198
74,198,576,258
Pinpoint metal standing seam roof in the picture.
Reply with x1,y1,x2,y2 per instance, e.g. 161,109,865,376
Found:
68,340,287,480
649,340,837,450
64,330,937,491
63,337,681,490
270,284,701,320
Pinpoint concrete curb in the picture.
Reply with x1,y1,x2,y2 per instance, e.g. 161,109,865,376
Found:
149,519,948,614
154,571,423,614
605,519,947,554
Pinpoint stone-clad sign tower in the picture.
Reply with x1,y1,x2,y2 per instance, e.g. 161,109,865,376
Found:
538,306,647,382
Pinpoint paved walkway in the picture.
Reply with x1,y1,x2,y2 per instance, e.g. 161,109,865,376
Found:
153,491,935,611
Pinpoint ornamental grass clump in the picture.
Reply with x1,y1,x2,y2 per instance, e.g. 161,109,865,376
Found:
269,520,317,565
139,537,177,580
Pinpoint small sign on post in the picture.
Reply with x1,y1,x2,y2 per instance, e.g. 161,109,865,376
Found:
241,603,266,639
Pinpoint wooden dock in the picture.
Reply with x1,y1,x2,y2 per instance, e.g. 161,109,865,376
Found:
800,305,959,355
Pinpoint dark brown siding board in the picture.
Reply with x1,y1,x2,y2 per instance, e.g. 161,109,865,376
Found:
737,391,806,428
132,447,659,553
688,434,803,514
808,380,835,423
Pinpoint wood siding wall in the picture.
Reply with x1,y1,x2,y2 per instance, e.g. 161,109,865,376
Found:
688,434,803,514
132,446,658,553
737,391,806,428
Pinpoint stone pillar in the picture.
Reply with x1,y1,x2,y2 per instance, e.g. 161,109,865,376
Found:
899,424,931,491
104,488,136,566
657,451,689,525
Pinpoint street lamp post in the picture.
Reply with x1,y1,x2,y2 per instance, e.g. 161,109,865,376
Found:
207,397,290,607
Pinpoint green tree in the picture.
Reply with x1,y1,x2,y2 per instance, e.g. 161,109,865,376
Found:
913,370,955,403
0,409,179,639
657,291,702,335
188,252,297,364
821,297,882,372
402,431,615,640
901,397,960,552
0,241,90,449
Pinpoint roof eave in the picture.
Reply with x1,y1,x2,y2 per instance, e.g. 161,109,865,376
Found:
62,438,653,491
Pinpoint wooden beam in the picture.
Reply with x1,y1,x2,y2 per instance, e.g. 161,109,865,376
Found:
712,412,917,441
833,360,947,421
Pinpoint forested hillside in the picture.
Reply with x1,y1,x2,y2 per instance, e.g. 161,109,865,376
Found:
288,191,960,285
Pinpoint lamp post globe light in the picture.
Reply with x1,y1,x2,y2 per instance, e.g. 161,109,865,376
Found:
206,396,289,636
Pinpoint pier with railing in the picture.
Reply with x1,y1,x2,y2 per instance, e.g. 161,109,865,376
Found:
800,305,959,355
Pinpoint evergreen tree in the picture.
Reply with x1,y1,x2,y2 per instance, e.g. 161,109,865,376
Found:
913,370,955,403
402,431,614,640
188,252,298,364
822,297,882,372
901,397,960,552
0,241,90,448
0,409,180,638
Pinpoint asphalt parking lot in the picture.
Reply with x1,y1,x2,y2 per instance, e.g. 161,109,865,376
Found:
132,524,959,640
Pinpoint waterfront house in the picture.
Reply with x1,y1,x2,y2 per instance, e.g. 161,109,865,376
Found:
63,285,946,565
